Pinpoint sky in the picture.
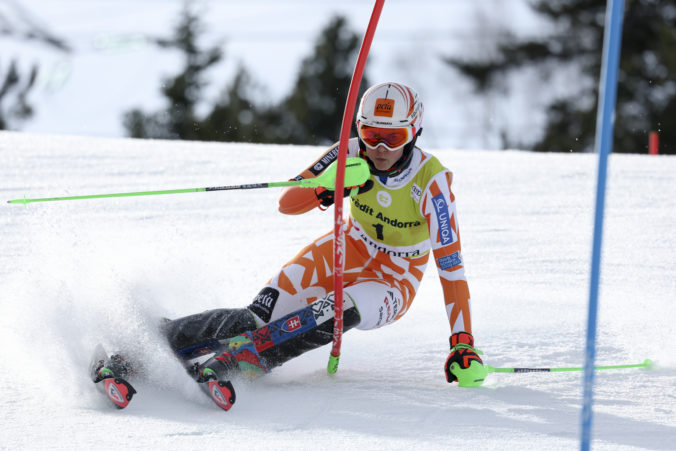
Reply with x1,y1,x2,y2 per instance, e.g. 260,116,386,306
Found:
1,131,674,449
1,0,555,150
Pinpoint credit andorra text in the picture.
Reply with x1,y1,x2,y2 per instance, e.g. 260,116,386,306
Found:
358,231,422,258
352,198,422,229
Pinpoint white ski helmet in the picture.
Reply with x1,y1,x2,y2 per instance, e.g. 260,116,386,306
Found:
355,82,423,176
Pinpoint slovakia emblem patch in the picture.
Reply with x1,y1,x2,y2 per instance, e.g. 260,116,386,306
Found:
283,316,302,333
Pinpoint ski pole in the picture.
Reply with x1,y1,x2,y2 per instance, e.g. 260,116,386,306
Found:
7,157,370,205
486,358,653,374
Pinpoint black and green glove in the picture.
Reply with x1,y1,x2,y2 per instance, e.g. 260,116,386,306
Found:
444,332,487,387
315,179,374,208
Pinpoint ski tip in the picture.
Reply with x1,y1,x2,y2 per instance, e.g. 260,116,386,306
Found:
208,380,236,411
104,378,137,409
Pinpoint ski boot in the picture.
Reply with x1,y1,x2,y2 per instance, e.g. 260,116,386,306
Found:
91,354,135,383
89,344,137,409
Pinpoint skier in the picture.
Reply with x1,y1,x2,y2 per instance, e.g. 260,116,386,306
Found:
93,82,486,410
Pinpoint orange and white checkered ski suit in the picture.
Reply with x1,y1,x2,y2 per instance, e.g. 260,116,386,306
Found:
248,138,472,335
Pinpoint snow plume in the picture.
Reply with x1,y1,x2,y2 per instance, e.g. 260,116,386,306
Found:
1,209,192,406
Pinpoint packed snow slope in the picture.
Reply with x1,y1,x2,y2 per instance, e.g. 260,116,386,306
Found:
1,131,674,450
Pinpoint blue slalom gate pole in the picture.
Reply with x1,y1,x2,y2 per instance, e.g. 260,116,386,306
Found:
582,0,625,450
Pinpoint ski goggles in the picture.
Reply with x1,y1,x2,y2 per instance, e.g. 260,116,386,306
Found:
358,124,414,151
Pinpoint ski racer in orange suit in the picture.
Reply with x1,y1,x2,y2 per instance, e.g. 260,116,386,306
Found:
157,82,486,408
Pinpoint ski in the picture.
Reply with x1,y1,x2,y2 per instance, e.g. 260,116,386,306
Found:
89,344,137,409
88,343,238,411
183,359,238,411
99,377,137,409
201,379,237,411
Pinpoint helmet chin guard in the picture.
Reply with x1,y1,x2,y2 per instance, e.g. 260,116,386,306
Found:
356,82,423,178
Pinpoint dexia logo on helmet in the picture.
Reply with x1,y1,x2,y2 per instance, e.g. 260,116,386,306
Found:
374,98,394,117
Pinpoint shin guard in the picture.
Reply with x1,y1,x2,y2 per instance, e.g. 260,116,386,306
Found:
203,294,360,375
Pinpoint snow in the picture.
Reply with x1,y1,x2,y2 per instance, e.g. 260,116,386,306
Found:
1,131,675,449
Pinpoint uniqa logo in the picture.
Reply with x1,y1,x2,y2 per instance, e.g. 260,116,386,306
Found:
432,194,453,245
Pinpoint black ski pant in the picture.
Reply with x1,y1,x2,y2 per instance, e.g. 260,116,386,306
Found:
161,300,360,370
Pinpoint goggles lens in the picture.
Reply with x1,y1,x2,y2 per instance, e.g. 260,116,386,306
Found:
359,125,412,150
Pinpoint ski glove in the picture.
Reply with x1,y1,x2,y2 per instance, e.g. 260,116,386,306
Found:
315,179,374,209
444,332,487,387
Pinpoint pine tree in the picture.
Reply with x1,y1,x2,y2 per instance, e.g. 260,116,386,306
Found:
0,2,69,130
445,0,676,154
123,11,367,146
201,65,282,143
123,5,223,140
0,61,38,130
281,16,369,145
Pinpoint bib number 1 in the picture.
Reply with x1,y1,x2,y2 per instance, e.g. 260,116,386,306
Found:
372,223,384,240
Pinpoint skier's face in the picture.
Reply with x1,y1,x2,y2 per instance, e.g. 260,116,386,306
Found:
365,144,404,171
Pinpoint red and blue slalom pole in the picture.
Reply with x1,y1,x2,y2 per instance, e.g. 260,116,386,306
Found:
328,0,385,375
